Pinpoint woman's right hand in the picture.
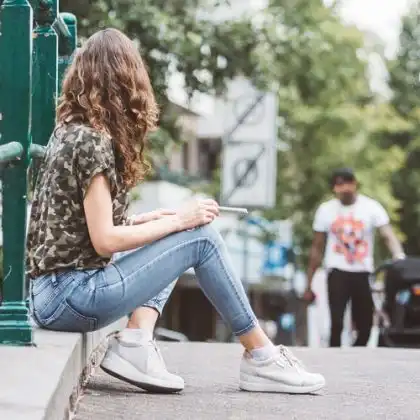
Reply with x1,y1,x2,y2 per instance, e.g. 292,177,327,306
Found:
176,199,220,231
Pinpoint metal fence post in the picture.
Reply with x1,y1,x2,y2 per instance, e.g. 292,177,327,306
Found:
58,12,77,94
0,0,34,345
31,0,58,148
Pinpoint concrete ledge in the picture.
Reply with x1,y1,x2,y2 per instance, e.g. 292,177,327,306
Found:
0,318,127,420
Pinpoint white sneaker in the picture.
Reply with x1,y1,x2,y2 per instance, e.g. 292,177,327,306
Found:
239,345,325,394
100,336,185,393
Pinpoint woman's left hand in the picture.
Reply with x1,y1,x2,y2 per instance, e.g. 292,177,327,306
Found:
128,208,176,225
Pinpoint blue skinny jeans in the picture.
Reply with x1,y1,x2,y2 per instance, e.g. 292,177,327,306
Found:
29,225,258,336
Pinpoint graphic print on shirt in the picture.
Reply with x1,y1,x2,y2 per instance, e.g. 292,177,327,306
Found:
330,213,368,264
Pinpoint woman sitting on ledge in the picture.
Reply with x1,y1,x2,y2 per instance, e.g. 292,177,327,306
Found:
26,28,325,395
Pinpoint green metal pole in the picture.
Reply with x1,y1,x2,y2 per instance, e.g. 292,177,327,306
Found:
58,12,77,94
60,13,77,50
0,143,24,166
32,0,58,148
29,143,46,159
0,0,34,346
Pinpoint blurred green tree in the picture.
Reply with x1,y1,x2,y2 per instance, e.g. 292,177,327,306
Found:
384,2,420,256
58,0,410,264
257,0,408,264
60,0,263,157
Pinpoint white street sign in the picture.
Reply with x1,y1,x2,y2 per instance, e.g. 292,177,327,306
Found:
220,76,278,209
221,142,277,208
222,77,277,144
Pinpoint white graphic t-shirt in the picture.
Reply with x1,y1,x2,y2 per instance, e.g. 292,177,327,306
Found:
313,194,390,273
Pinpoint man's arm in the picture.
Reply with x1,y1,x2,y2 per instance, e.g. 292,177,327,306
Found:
306,231,327,290
378,224,405,260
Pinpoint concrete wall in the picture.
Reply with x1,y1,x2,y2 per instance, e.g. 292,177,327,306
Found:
0,318,127,420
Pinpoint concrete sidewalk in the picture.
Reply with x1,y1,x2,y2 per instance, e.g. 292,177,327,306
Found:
75,342,420,420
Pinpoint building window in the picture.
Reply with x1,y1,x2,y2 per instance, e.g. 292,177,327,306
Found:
182,141,189,173
198,138,221,180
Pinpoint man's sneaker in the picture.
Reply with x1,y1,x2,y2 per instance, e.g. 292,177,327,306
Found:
100,336,184,393
239,345,325,394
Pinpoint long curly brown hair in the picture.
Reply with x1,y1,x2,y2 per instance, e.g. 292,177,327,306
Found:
57,28,158,188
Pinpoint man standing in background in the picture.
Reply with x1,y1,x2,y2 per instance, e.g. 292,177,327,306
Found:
305,168,405,347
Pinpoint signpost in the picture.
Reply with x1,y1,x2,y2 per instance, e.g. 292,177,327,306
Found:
220,77,277,209
218,77,278,286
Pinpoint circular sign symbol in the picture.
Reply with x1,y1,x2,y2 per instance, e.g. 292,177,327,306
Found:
232,158,258,188
232,94,265,126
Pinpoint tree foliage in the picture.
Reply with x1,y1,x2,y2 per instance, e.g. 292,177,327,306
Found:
60,0,261,157
258,0,407,264
58,0,411,264
385,2,420,256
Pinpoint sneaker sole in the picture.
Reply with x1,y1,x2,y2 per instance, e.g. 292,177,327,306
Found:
239,374,325,394
100,352,184,394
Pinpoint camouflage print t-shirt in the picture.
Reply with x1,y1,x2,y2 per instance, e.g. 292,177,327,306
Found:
26,123,129,279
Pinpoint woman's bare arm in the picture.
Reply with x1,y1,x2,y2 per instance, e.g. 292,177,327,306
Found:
84,174,181,257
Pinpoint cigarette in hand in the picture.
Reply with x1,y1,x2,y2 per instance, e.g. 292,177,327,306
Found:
218,206,248,215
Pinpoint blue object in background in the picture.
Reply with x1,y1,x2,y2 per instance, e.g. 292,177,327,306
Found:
245,215,292,277
263,240,289,275
396,289,411,305
246,215,272,231
279,313,295,331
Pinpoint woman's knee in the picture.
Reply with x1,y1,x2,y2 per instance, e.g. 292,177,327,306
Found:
195,224,225,248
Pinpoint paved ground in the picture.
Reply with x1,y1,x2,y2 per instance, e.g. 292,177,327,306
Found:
75,342,420,420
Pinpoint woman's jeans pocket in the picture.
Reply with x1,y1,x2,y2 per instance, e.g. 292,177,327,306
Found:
42,301,97,333
30,271,97,333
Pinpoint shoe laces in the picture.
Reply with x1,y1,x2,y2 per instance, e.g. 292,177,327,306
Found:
277,345,304,369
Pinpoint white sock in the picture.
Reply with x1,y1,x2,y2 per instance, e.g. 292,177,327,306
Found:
250,343,277,361
118,328,153,345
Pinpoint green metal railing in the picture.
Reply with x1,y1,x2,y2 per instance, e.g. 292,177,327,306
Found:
0,0,77,345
